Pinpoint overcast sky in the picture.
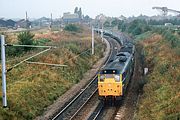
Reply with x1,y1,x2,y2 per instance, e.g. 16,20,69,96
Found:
0,0,179,19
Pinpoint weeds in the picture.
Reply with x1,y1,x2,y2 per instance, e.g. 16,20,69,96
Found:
0,27,105,119
136,32,180,120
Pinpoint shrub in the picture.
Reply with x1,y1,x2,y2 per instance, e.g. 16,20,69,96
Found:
152,28,180,48
158,63,169,75
64,24,81,32
65,43,81,54
34,38,50,46
118,19,150,35
18,31,35,51
174,48,180,56
132,27,142,35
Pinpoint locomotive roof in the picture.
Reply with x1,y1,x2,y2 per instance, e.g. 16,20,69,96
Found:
103,60,125,71
102,52,132,74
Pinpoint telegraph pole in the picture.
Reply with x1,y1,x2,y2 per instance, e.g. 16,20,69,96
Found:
25,11,28,21
101,22,104,42
92,26,94,55
1,35,7,107
49,13,52,30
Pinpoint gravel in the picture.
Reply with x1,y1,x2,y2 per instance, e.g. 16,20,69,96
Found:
113,47,144,120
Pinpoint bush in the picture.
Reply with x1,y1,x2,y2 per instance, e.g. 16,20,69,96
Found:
34,38,50,46
132,27,142,35
118,19,150,35
18,31,35,51
158,63,169,75
65,43,81,54
152,28,180,48
174,48,180,56
64,24,81,32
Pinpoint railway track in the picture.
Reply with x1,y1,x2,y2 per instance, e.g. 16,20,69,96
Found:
52,36,119,120
87,102,104,120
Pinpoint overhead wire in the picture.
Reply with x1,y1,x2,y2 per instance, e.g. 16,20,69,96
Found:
5,40,103,72
63,43,103,64
6,48,51,72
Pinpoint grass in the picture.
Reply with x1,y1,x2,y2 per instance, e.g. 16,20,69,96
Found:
135,31,153,42
0,26,105,120
135,33,180,120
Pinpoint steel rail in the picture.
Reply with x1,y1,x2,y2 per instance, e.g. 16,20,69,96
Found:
69,37,114,120
91,103,104,120
52,37,114,120
69,89,98,120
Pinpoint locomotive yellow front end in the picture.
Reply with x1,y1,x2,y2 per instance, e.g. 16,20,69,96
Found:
98,70,123,100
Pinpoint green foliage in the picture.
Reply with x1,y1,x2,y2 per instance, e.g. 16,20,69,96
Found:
135,31,152,42
152,28,180,48
132,27,142,35
64,24,81,32
103,21,110,27
18,31,34,45
6,46,20,57
158,63,169,75
5,31,35,57
163,113,180,120
65,42,81,54
148,18,180,25
118,19,151,35
177,31,180,35
111,19,120,27
0,30,105,120
118,20,126,32
18,31,35,51
34,38,50,46
174,47,180,56
136,33,180,120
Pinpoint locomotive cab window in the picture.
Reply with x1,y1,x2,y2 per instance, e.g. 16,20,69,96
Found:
100,69,120,74
122,72,126,82
99,69,121,82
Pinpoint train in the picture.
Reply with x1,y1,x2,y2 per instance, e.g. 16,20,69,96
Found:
97,30,135,101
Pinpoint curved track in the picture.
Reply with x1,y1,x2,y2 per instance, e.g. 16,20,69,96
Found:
51,36,120,120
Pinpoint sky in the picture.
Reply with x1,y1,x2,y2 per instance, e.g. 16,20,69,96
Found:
0,0,180,19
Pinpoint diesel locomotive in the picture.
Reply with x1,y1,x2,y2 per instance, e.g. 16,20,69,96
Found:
98,31,135,101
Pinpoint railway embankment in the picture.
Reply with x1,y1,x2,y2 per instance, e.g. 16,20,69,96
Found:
0,26,106,120
134,32,180,120
36,37,111,120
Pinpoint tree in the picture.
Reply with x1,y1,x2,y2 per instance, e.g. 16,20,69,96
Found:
78,8,82,19
132,27,142,35
104,21,110,27
111,19,120,27
74,7,78,14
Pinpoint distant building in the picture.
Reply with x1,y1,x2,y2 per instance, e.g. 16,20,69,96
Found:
34,17,51,27
62,12,80,23
15,19,31,28
165,23,173,27
0,19,16,28
0,19,6,27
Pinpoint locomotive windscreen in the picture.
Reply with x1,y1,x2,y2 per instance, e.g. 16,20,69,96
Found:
100,69,120,74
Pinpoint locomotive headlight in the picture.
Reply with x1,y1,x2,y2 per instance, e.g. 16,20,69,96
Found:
100,75,105,82
114,75,120,82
